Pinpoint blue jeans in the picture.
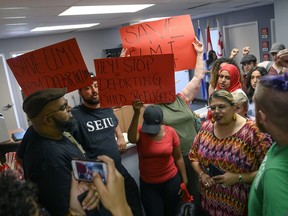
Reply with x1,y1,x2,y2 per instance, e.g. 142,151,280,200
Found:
140,173,181,216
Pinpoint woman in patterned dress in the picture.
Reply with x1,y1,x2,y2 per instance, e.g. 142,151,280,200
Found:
189,90,272,216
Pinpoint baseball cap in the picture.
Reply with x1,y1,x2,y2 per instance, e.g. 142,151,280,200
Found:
270,43,285,54
240,54,257,64
141,105,163,134
23,88,67,119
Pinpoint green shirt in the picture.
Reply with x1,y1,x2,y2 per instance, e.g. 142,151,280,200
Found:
157,95,198,156
248,143,288,216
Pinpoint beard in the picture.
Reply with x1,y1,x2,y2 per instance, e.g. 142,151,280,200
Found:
82,95,100,106
54,116,77,133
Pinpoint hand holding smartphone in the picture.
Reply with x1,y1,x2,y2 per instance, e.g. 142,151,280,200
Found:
71,159,108,183
205,163,225,177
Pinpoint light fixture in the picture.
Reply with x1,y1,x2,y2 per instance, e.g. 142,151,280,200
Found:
31,23,99,32
6,23,27,26
136,17,169,23
59,4,155,16
3,16,27,19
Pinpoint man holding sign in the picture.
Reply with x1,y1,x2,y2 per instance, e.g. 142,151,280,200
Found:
71,75,143,216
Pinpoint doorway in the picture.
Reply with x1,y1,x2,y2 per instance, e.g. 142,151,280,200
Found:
223,21,260,66
0,54,20,130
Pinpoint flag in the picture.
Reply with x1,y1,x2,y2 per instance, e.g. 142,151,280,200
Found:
197,20,207,100
197,20,206,60
206,23,213,55
217,19,224,57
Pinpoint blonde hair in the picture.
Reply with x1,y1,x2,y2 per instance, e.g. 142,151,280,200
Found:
209,89,235,105
231,91,248,105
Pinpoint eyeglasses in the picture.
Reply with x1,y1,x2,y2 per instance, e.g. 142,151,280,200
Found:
207,104,229,111
42,101,69,118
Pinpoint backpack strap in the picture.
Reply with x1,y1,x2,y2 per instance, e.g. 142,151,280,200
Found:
63,132,86,156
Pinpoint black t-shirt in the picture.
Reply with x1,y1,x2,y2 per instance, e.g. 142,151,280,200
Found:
72,106,121,165
17,126,85,216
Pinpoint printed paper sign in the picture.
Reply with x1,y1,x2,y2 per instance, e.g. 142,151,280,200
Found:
94,54,176,107
7,38,92,96
119,15,196,71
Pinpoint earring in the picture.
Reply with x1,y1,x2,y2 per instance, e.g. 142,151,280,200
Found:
211,118,215,123
233,113,237,121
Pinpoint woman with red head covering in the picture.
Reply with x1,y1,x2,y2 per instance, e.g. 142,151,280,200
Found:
216,64,243,92
204,64,245,120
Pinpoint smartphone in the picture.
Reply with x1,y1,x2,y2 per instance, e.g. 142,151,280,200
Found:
206,163,225,177
71,159,108,183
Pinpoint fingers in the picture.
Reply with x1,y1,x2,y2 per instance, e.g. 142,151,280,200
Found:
82,188,100,210
132,99,143,110
193,36,203,47
118,143,127,153
120,48,127,57
200,174,214,188
96,155,117,183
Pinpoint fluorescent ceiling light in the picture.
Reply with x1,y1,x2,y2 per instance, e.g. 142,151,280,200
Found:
138,17,169,23
31,23,99,32
59,4,155,16
3,16,26,19
6,23,27,26
0,7,29,10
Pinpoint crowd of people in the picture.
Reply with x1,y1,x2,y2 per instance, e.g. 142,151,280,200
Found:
1,40,287,216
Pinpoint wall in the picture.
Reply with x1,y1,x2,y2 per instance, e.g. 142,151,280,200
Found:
274,0,288,46
193,4,274,62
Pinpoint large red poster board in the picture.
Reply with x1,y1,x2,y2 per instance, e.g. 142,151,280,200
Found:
6,38,92,96
119,14,196,71
94,54,176,108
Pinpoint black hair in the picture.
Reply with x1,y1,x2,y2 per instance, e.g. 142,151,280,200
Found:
245,66,268,103
0,171,39,216
206,50,217,68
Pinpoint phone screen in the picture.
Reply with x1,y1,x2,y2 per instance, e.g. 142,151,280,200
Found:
71,159,107,183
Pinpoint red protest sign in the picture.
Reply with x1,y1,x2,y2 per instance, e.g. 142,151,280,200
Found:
6,38,92,96
94,54,176,107
119,14,196,71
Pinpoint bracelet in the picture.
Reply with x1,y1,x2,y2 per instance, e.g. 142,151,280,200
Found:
199,171,204,180
238,174,242,183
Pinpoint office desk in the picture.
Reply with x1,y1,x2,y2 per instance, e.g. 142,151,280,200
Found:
0,129,23,163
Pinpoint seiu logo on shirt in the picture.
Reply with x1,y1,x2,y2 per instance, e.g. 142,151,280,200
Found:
86,118,115,132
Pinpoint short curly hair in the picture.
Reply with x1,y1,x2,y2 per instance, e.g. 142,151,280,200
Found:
0,171,39,216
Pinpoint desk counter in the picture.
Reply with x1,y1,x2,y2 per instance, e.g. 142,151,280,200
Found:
0,129,23,163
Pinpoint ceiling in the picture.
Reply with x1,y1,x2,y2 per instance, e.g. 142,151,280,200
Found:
0,0,273,40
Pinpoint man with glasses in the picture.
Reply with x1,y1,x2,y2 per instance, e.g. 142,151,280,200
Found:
16,88,99,216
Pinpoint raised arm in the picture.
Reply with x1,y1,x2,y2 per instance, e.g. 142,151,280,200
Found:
229,48,239,59
180,37,204,103
127,99,143,144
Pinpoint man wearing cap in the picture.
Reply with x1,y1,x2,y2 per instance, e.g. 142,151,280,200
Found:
258,42,288,75
16,88,98,216
240,54,257,75
128,101,187,216
72,79,143,216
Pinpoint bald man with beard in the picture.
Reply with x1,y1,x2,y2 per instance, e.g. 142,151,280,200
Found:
248,72,288,216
